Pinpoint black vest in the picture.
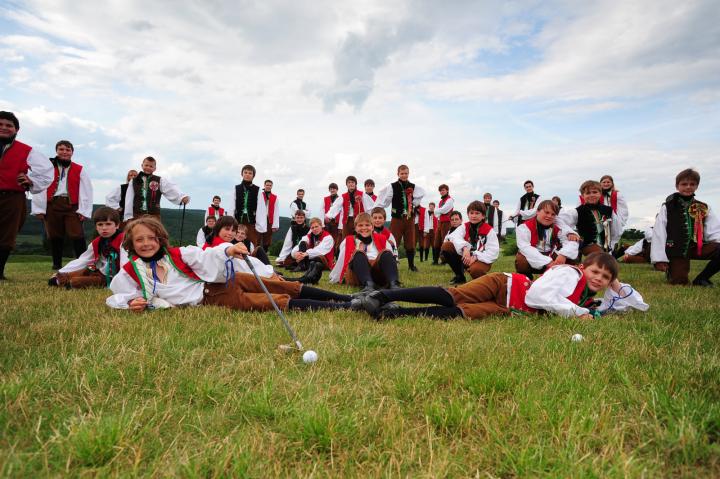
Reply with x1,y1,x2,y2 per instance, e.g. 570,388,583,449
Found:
119,183,129,214
132,173,162,216
390,180,415,219
290,223,310,246
665,193,706,259
293,198,307,211
485,203,495,226
575,204,613,249
517,193,539,225
234,182,260,224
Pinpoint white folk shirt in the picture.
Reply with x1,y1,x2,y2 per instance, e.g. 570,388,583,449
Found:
291,232,334,259
19,147,54,194
122,177,190,221
328,237,393,284
557,208,623,249
31,164,94,218
106,245,232,309
434,197,454,218
373,183,426,212
624,226,653,257
514,196,542,222
415,208,431,233
447,223,500,264
515,221,579,270
519,266,649,317
59,242,129,274
276,228,300,264
650,203,720,264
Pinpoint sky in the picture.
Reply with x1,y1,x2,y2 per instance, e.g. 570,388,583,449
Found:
1,0,719,229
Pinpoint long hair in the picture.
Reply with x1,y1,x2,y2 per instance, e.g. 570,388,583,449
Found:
122,216,170,256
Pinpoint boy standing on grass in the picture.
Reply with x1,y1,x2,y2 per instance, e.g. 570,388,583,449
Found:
204,195,225,221
515,200,579,280
512,180,541,226
123,156,190,222
0,111,53,280
322,182,341,246
432,184,454,264
260,180,279,251
651,168,720,286
49,207,127,289
327,176,365,239
558,180,621,260
32,140,94,270
374,165,425,272
360,253,648,320
441,201,500,285
289,188,310,219
364,179,377,205
415,203,431,262
233,164,266,246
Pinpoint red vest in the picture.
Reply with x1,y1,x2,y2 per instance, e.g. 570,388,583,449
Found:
207,206,225,219
463,222,493,243
123,247,201,298
306,230,335,268
417,206,426,230
265,193,277,225
431,214,438,231
324,196,340,222
0,141,32,191
47,162,82,204
579,191,618,213
524,218,561,254
338,233,387,283
438,195,453,222
90,233,125,274
341,190,364,223
202,235,227,250
507,267,590,313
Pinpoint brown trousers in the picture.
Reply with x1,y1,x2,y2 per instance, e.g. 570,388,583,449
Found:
203,272,302,311
667,243,719,285
56,269,106,289
423,229,434,249
415,225,425,249
0,191,26,249
390,217,415,252
441,241,492,278
259,229,274,250
342,218,356,239
448,272,510,320
325,220,340,247
433,221,451,249
45,197,84,240
343,250,392,286
579,244,604,261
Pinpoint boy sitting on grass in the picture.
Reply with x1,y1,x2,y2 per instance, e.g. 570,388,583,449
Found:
360,252,648,320
49,207,127,289
107,217,356,312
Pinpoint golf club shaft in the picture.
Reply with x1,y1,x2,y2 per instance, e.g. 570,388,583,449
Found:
179,203,186,245
243,256,303,350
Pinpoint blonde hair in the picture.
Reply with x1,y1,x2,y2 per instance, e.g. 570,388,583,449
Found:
309,217,323,226
354,212,372,226
122,216,170,256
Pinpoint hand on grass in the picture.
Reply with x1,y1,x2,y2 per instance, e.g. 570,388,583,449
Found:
128,298,148,312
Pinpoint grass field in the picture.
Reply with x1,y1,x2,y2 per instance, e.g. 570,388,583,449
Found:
1,254,719,477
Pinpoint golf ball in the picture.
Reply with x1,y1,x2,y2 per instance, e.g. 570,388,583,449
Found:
303,350,318,364
571,333,583,342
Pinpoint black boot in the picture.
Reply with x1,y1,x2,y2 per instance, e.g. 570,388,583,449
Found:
0,247,10,280
253,247,271,266
407,250,418,272
298,261,323,285
50,239,64,270
360,280,376,294
444,251,466,284
432,247,439,265
693,250,720,286
418,247,424,262
73,238,86,258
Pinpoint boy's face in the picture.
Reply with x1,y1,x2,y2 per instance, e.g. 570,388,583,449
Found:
132,224,161,258
492,201,499,207
329,187,338,195
127,170,138,181
236,229,247,241
346,181,356,191
0,118,17,139
524,183,534,193
56,144,74,161
264,182,273,192
96,220,118,238
440,187,448,197
582,188,602,204
242,169,254,182
483,194,491,203
428,203,435,212
206,218,216,228
371,213,385,228
218,226,236,243
676,179,698,196
355,220,372,237
297,191,304,200
365,185,374,194
294,214,306,224
536,206,556,226
212,198,221,207
450,215,462,228
468,210,485,223
600,178,613,190
141,160,156,175
309,222,323,235
582,264,613,292
398,168,409,181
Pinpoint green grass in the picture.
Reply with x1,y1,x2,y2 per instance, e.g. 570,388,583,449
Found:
1,255,719,477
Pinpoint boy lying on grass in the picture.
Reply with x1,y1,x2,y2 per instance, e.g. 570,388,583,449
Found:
106,217,355,313
359,252,648,320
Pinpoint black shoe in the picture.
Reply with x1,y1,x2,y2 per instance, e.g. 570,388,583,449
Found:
0,275,6,281
360,291,387,317
389,280,402,289
360,280,376,294
449,275,466,285
376,302,401,320
48,276,60,287
52,264,61,271
350,297,365,311
304,262,323,285
409,265,419,272
692,278,714,287
432,261,439,266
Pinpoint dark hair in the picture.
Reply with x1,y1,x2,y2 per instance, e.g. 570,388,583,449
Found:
294,209,306,217
582,252,619,281
264,179,273,185
536,199,559,215
523,180,534,187
0,111,19,129
370,206,386,218
346,176,357,184
212,195,221,201
364,179,375,187
675,168,700,186
55,140,74,151
205,215,217,224
579,180,602,194
450,211,462,220
492,200,499,206
329,183,338,190
483,192,492,198
297,189,305,194
428,202,436,207
241,164,256,177
143,156,156,164
551,196,562,207
92,206,120,225
397,164,409,173
438,184,449,192
467,201,487,214
212,216,239,239
122,217,170,255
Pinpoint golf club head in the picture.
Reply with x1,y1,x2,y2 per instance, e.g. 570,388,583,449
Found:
278,343,302,353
